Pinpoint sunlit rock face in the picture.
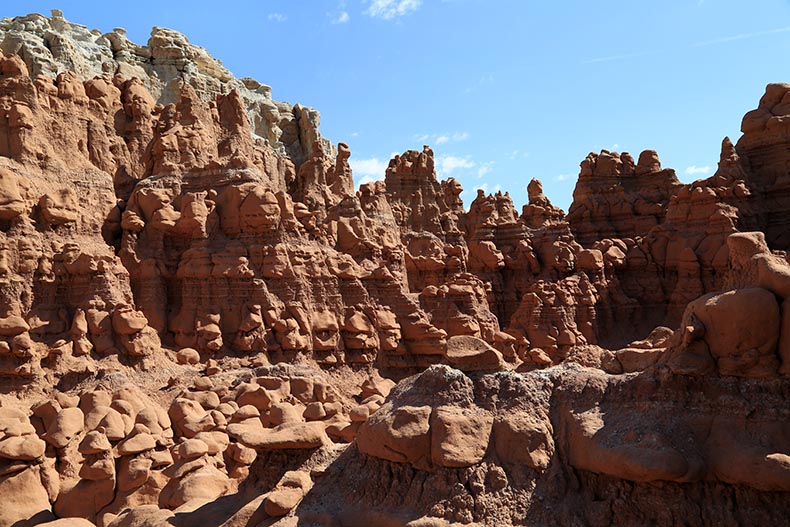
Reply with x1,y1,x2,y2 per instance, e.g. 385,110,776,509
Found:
0,9,788,527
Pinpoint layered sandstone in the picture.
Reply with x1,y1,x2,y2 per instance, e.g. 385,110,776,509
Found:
568,149,683,246
0,9,788,527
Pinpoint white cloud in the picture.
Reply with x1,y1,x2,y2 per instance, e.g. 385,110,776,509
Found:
366,0,422,19
437,154,475,176
685,165,711,175
350,157,388,182
477,162,493,178
268,13,287,22
555,174,571,181
414,132,469,146
350,131,359,138
474,182,501,194
509,149,530,160
357,175,374,186
332,11,350,24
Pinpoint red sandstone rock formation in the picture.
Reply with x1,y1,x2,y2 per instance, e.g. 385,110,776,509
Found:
0,9,788,527
568,149,683,246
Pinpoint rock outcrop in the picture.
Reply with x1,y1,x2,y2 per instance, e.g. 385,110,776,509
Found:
0,8,788,527
568,149,683,245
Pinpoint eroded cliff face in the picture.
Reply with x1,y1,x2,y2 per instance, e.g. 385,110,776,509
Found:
0,10,788,527
0,9,333,169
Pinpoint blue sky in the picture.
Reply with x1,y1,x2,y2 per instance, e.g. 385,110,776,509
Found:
7,1,790,210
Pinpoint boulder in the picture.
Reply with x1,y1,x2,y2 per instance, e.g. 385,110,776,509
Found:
445,336,505,372
229,421,330,450
430,406,493,467
45,407,85,448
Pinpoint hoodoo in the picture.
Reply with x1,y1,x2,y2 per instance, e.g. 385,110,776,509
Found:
0,9,787,527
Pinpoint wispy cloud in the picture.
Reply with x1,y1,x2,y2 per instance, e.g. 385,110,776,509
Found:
583,50,655,65
332,11,350,24
555,174,571,182
366,0,422,19
413,132,469,146
692,26,790,47
685,165,711,175
328,1,350,24
464,74,495,94
268,13,287,22
509,149,530,160
586,26,790,65
477,162,494,178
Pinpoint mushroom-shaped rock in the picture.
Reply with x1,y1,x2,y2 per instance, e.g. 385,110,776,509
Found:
176,438,210,460
112,306,149,335
79,431,112,454
116,429,156,456
445,335,505,372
